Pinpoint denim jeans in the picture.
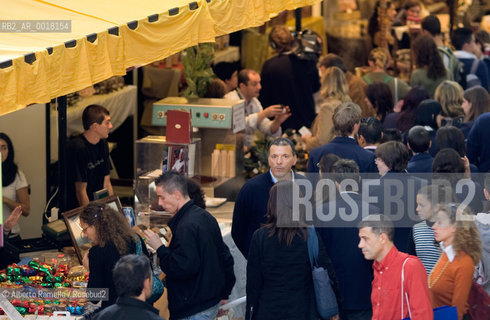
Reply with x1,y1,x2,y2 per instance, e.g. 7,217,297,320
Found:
178,303,220,320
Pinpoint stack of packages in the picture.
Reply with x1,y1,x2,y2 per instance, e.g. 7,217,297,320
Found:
0,259,88,316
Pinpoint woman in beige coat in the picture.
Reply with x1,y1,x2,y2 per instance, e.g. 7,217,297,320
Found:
304,66,351,151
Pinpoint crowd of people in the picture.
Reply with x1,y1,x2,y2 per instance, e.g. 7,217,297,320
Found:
2,1,490,319
222,3,490,319
232,136,489,320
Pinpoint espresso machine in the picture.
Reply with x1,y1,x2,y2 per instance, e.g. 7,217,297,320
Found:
150,97,245,198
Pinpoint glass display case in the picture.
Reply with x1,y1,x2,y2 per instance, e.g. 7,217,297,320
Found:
134,136,201,219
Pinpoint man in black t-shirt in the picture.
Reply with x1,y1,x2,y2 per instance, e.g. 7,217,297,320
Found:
67,104,113,210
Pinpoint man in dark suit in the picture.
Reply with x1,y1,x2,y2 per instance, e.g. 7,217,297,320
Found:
259,25,320,131
232,138,304,259
357,117,383,153
467,112,490,172
407,126,433,175
307,102,377,173
317,159,378,320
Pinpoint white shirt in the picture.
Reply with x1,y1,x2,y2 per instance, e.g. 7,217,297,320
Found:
269,169,295,184
225,89,281,147
440,243,456,262
454,50,479,60
2,170,28,235
224,89,242,100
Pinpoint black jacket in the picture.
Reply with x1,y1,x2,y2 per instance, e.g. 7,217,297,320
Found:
157,200,235,319
307,137,377,174
246,227,339,320
232,171,306,259
93,296,164,320
260,53,320,131
88,236,148,310
317,192,378,312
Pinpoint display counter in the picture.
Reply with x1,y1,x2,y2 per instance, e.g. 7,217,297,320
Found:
6,200,244,319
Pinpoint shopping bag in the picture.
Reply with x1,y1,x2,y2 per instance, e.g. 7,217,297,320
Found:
307,227,339,319
135,236,165,304
402,305,457,320
433,306,458,320
311,265,338,319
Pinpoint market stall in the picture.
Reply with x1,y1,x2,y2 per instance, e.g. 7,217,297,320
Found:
1,0,322,318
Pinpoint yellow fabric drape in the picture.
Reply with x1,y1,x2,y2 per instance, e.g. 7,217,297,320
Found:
0,0,321,114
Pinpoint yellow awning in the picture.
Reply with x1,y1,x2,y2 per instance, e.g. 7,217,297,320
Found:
0,0,320,115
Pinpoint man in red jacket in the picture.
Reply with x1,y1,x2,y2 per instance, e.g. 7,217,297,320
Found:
358,214,433,320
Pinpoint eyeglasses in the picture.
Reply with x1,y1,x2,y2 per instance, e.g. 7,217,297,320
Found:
80,225,91,238
361,117,377,125
374,157,383,164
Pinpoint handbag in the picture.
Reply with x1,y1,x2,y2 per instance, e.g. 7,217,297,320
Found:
306,226,339,319
467,280,490,320
135,236,165,304
401,258,458,320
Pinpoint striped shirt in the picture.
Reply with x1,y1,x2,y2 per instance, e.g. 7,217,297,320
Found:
413,221,441,274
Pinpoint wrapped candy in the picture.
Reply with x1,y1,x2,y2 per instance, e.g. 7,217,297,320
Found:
27,303,45,315
28,260,40,270
0,273,7,282
14,306,26,315
67,303,83,315
39,264,53,275
44,304,53,315
20,266,36,276
9,275,21,283
67,265,86,278
57,264,69,274
28,260,53,275
38,304,45,315
29,275,43,282
6,265,21,276
52,303,66,312
11,299,22,306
